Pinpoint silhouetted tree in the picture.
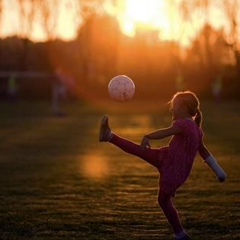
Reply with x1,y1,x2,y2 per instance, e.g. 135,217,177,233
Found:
222,0,240,81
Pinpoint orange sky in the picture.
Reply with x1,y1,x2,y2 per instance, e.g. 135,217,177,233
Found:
1,0,80,41
108,0,232,47
0,0,233,47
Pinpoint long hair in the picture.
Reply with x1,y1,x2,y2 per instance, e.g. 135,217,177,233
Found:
170,91,203,127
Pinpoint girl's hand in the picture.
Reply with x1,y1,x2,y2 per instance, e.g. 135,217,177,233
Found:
141,136,151,150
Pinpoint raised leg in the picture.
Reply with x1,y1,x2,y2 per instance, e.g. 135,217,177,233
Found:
109,133,162,169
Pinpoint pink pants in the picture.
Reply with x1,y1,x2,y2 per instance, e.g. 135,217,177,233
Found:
109,133,184,235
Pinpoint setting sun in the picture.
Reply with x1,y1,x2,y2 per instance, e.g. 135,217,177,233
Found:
125,0,166,26
109,0,232,47
116,0,169,37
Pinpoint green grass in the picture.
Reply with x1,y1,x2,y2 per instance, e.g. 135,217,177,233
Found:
0,100,239,240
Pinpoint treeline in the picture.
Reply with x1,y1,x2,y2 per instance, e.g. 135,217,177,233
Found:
0,14,239,101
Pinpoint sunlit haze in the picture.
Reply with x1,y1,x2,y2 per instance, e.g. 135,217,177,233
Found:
0,0,234,47
118,0,169,34
111,0,231,47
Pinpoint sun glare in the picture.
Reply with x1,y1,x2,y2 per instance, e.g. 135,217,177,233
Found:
126,0,164,26
116,0,169,37
81,152,110,181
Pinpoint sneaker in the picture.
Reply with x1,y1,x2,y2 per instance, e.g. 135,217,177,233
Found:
175,234,191,240
99,115,111,142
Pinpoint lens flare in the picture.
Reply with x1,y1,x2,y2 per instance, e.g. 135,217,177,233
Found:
80,152,110,181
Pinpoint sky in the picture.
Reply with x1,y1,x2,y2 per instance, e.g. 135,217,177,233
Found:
1,0,80,41
112,0,230,46
0,0,235,47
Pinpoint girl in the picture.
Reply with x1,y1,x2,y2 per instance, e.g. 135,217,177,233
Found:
99,91,226,240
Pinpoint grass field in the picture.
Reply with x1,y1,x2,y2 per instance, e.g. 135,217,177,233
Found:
0,99,239,240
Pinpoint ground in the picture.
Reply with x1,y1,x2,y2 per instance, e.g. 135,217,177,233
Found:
0,100,239,240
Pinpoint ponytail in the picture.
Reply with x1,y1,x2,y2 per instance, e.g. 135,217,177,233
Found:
194,109,202,127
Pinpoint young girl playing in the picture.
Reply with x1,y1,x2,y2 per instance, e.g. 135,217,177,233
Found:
99,91,226,240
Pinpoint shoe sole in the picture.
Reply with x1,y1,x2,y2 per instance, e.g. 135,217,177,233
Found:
99,115,108,142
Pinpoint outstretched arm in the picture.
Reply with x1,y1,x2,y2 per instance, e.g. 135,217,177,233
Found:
198,140,226,182
141,124,182,150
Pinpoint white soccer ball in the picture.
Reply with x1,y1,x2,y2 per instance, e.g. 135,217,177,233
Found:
108,75,135,102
